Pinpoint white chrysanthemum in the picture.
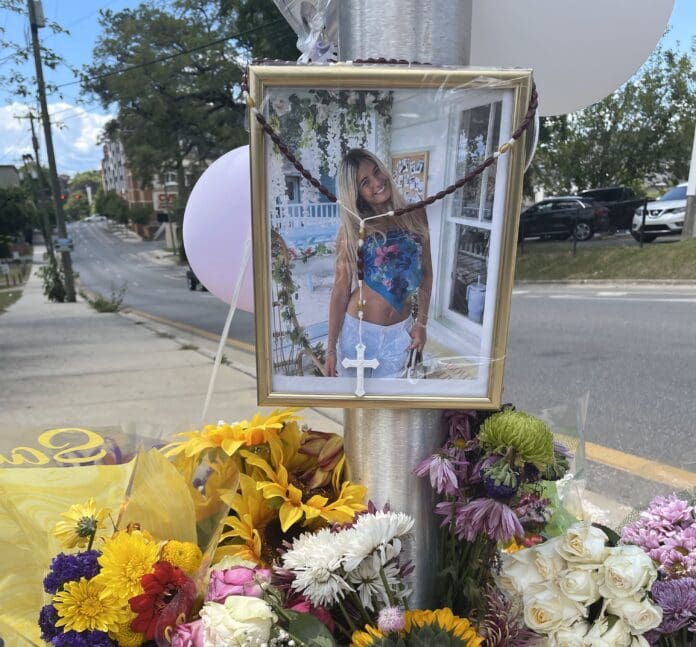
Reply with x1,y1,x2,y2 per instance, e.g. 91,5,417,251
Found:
282,528,351,607
347,553,402,611
343,511,414,572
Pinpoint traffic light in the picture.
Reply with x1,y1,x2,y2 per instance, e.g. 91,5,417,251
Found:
75,193,81,200
60,194,65,201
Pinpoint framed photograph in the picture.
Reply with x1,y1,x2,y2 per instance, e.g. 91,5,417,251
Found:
249,63,533,409
391,151,429,204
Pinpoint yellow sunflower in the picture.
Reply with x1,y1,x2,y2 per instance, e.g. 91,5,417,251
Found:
350,608,484,647
93,530,159,603
218,473,276,565
53,497,110,550
110,623,145,647
53,577,129,633
163,408,299,461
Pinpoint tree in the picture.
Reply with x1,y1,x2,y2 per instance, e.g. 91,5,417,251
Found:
527,42,696,196
63,192,89,220
95,190,129,224
69,170,102,203
0,186,31,238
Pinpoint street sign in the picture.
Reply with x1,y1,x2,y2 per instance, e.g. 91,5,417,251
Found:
54,237,74,252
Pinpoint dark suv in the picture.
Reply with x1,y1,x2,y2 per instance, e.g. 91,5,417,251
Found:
578,186,645,232
519,197,609,241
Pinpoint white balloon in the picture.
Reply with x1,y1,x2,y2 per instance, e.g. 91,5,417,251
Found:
183,146,254,311
470,0,674,116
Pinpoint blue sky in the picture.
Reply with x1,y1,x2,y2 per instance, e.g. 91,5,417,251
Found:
0,0,693,176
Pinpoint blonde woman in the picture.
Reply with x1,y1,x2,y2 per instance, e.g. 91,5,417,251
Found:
324,148,433,378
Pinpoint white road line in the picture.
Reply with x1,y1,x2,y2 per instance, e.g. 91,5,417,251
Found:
547,294,696,303
597,291,628,296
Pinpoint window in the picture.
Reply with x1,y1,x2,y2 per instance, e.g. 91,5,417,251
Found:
285,177,301,203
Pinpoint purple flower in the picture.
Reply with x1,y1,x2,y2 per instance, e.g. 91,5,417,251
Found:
38,604,60,641
650,577,696,634
513,492,553,527
648,494,693,526
51,630,117,646
378,606,405,633
414,451,460,495
43,550,101,594
452,498,524,543
443,410,478,443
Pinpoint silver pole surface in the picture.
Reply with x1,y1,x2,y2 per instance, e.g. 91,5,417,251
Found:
338,0,473,609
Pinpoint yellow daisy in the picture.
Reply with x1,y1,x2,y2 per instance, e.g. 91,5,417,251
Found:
350,623,385,647
53,576,128,633
53,498,110,550
161,540,203,574
111,622,144,647
94,530,159,603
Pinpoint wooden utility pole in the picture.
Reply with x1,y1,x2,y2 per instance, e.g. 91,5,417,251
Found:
27,0,75,301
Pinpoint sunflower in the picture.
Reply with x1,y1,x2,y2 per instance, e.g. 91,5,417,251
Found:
93,530,159,604
53,498,110,550
163,408,299,462
350,608,484,646
53,576,129,633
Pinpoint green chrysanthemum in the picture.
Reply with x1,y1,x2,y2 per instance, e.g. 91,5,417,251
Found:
478,410,555,469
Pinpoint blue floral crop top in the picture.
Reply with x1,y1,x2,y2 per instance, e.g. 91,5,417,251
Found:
362,230,423,311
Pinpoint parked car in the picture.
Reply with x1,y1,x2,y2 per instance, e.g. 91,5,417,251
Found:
578,186,645,232
85,214,106,222
631,183,687,243
519,197,610,242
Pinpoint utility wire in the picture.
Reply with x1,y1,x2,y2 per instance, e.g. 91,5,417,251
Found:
57,17,286,90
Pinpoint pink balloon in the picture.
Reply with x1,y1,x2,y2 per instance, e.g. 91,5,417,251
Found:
183,146,254,312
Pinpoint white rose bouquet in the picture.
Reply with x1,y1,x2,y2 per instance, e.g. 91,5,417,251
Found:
499,521,662,645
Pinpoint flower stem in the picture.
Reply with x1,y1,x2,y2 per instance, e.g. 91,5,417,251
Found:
337,598,358,633
379,567,398,607
349,591,373,626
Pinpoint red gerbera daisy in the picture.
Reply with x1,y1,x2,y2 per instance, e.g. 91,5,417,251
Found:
129,560,197,640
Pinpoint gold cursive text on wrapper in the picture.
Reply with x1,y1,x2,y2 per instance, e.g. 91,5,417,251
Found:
0,428,107,466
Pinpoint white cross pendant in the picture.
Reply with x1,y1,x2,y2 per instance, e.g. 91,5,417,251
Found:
341,342,379,397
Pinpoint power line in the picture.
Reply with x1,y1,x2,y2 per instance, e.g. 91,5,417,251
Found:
57,17,286,90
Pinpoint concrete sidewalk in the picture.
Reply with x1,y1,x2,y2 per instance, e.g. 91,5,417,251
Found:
0,248,341,452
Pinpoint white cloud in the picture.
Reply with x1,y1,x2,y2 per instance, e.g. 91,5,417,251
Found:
0,101,113,176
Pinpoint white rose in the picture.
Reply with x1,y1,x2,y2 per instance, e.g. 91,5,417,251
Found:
548,621,589,646
558,568,601,605
499,547,545,595
523,586,585,634
583,617,632,647
201,595,276,647
629,635,650,647
534,538,568,580
606,597,663,634
598,546,657,599
556,522,609,565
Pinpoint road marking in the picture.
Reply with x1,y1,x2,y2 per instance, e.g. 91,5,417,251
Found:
585,441,696,489
512,289,529,295
122,307,256,353
597,291,628,296
547,294,696,303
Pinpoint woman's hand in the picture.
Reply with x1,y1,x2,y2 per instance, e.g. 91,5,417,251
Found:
409,323,427,352
324,351,338,377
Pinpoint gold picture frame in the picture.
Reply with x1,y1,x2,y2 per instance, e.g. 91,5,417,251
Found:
248,63,532,409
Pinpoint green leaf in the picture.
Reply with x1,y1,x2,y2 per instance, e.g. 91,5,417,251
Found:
285,610,338,647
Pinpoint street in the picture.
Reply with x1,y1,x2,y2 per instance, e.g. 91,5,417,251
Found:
70,221,696,506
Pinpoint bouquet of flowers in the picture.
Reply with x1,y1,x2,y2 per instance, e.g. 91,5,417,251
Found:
499,521,663,646
621,493,696,645
414,407,573,624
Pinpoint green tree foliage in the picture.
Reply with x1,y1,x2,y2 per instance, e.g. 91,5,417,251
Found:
0,186,31,237
528,42,696,196
0,0,75,100
95,190,129,224
69,170,102,200
64,192,90,220
129,204,153,226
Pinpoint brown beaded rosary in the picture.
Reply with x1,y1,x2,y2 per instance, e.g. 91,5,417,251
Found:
241,59,538,393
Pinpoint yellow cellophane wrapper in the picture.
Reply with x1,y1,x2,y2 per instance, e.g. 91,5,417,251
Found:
0,461,134,645
0,448,199,644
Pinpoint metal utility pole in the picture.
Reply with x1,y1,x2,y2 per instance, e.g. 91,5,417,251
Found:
26,113,54,256
27,0,76,301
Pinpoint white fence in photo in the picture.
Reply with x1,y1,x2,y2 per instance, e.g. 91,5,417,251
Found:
271,202,339,233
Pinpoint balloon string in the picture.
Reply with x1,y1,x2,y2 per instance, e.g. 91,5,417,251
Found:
200,233,253,425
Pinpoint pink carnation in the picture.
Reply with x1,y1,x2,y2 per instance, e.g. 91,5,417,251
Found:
205,566,272,603
170,619,204,647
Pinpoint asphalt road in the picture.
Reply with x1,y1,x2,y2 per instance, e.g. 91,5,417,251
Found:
70,221,696,505
69,221,256,346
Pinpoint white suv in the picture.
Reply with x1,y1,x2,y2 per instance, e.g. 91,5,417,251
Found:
631,183,687,242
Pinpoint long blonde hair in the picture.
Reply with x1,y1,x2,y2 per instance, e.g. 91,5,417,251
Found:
335,148,428,275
